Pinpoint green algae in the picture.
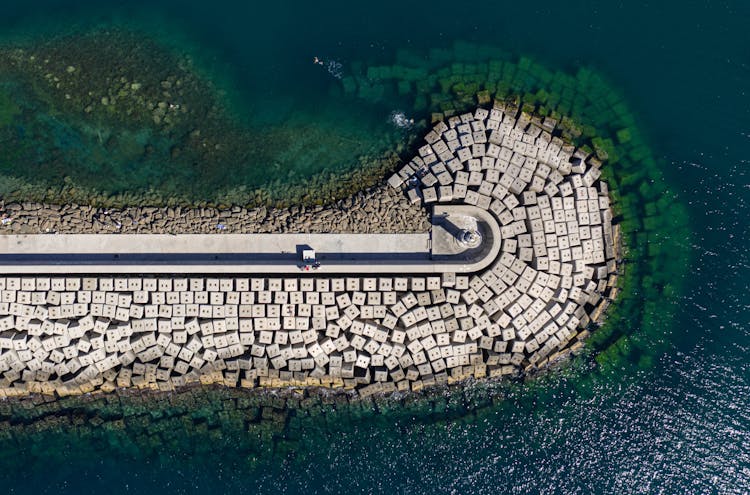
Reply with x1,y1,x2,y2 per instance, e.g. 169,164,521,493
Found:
0,29,410,208
0,381,516,469
0,88,20,126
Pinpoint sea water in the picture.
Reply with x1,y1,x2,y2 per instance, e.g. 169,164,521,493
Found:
0,1,748,493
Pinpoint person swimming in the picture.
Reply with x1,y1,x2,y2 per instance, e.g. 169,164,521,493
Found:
313,56,324,66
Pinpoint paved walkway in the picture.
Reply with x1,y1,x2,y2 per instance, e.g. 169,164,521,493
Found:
0,206,501,274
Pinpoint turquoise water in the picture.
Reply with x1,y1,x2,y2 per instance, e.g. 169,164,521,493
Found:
0,1,748,493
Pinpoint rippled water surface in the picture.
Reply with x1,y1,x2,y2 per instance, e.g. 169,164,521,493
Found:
0,1,748,494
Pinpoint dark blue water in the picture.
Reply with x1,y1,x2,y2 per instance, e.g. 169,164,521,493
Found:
0,1,748,493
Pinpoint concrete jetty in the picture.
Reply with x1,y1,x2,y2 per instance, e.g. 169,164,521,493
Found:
0,205,499,274
0,102,619,398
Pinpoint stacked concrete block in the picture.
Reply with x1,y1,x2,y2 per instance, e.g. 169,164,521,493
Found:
391,102,619,375
0,104,619,399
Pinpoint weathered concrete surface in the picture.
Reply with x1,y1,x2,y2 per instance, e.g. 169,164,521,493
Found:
0,233,429,255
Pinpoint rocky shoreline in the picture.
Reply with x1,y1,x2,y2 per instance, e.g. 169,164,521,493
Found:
0,184,431,235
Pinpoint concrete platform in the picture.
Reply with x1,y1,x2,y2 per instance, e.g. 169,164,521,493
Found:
0,206,500,274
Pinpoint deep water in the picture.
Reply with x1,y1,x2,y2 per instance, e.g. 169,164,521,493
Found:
0,1,748,494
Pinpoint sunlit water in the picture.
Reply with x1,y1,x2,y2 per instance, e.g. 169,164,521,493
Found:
0,1,748,494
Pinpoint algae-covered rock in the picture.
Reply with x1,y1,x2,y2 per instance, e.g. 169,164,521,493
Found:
0,89,20,126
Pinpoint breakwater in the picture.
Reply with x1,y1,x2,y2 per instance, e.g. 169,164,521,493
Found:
0,101,619,398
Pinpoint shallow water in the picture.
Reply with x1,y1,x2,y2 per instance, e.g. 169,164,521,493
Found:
0,1,748,494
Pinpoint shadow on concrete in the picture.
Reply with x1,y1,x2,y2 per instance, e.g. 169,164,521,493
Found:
295,244,313,259
430,206,499,267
